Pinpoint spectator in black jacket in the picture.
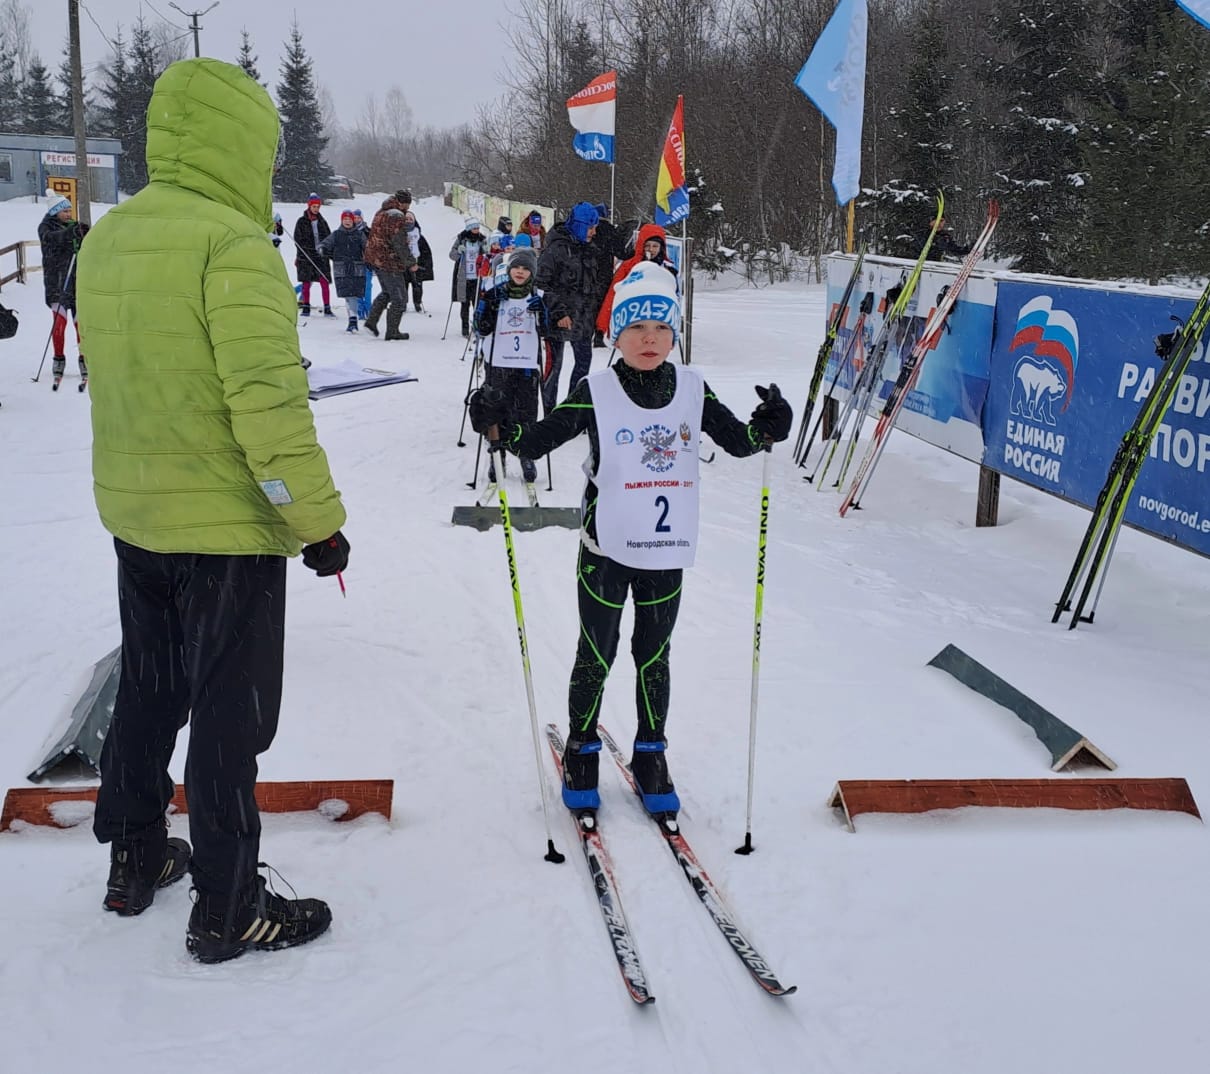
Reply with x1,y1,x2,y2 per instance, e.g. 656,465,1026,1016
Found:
293,194,333,316
535,201,601,413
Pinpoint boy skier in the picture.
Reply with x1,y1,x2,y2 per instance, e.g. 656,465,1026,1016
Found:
473,246,546,501
468,262,792,818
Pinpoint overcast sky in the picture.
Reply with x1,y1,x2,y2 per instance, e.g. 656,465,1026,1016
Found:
27,0,512,130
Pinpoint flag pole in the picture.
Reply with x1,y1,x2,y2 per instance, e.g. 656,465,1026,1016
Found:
610,162,616,218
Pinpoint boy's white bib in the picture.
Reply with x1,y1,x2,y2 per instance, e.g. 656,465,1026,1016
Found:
589,366,703,569
493,298,541,370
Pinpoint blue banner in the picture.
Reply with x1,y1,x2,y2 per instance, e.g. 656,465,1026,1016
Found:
983,281,1210,556
572,132,615,163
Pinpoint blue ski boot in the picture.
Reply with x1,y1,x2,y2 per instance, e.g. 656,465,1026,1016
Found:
562,734,601,815
632,739,680,818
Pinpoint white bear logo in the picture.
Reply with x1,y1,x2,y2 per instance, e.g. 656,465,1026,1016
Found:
1011,357,1067,426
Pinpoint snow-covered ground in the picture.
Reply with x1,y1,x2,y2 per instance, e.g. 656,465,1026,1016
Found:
2,192,1209,1072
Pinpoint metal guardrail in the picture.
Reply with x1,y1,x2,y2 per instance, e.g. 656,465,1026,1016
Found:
0,241,40,290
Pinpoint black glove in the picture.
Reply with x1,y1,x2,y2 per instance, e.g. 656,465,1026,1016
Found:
302,531,350,577
749,383,792,444
526,294,544,312
468,386,513,437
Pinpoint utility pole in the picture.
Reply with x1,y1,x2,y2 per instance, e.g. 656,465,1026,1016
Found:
67,0,91,226
168,2,220,58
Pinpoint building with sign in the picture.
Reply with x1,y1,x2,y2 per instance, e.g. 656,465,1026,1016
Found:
0,133,124,205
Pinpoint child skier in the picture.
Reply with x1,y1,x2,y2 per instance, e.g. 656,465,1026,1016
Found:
468,262,792,818
37,194,88,389
450,218,489,337
595,222,678,339
318,210,369,332
473,246,546,499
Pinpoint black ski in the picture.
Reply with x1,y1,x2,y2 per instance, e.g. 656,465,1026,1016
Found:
598,726,796,998
545,724,655,1005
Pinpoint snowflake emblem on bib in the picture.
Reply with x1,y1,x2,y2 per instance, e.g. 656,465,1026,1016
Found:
505,306,528,329
639,424,679,472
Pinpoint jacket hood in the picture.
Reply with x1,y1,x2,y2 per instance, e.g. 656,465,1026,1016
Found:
636,222,668,257
145,59,279,231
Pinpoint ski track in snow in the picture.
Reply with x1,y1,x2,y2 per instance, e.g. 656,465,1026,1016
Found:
2,194,1209,1072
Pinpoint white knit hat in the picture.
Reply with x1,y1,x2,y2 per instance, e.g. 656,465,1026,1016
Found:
609,261,680,343
47,195,73,216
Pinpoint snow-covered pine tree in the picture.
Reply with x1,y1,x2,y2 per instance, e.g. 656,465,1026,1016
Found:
0,40,21,132
1080,11,1210,282
237,29,265,87
988,0,1091,274
275,22,333,202
113,17,163,194
20,56,58,134
868,0,966,258
54,44,90,137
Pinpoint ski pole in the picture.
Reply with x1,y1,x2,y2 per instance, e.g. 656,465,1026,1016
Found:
489,420,564,865
32,253,76,382
456,340,484,446
736,444,773,856
441,300,455,340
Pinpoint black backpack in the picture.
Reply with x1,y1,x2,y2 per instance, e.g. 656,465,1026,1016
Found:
0,301,17,340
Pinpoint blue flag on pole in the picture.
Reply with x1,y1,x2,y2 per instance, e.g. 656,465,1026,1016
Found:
1176,0,1210,29
794,0,868,206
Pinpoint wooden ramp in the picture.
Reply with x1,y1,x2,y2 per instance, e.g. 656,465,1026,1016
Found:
928,644,1116,771
829,778,1200,832
1,780,394,833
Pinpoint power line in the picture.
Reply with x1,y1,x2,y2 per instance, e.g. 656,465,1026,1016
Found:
143,1,188,31
79,2,120,54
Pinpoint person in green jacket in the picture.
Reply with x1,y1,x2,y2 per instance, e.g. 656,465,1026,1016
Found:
76,58,349,964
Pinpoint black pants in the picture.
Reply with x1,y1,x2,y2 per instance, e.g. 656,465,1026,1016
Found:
93,539,287,907
543,337,594,414
487,364,540,482
568,544,682,743
368,270,406,329
405,276,423,308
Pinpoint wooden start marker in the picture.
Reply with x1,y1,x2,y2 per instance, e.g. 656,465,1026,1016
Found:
1,780,394,833
828,778,1201,832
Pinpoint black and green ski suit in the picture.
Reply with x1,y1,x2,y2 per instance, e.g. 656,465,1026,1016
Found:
502,360,764,743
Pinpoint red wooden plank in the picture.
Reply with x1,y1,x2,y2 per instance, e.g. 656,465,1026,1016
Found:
1,780,393,832
829,778,1200,831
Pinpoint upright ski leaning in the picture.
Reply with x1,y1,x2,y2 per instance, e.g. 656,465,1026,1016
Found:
805,194,946,489
838,200,1000,516
1052,280,1210,628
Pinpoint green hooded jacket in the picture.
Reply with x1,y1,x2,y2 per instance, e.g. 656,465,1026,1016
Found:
77,59,345,556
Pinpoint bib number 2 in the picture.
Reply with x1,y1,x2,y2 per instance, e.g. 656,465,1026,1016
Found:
654,495,671,533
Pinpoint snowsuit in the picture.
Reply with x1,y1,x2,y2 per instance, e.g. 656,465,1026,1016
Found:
499,361,763,746
76,58,345,914
293,209,332,309
318,224,369,323
535,222,600,412
38,213,86,360
318,225,368,298
475,278,548,482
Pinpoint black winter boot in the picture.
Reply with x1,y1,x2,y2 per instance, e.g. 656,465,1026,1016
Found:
186,870,332,964
322,305,335,317
300,305,311,318
383,306,409,341
103,822,192,916
364,293,389,337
